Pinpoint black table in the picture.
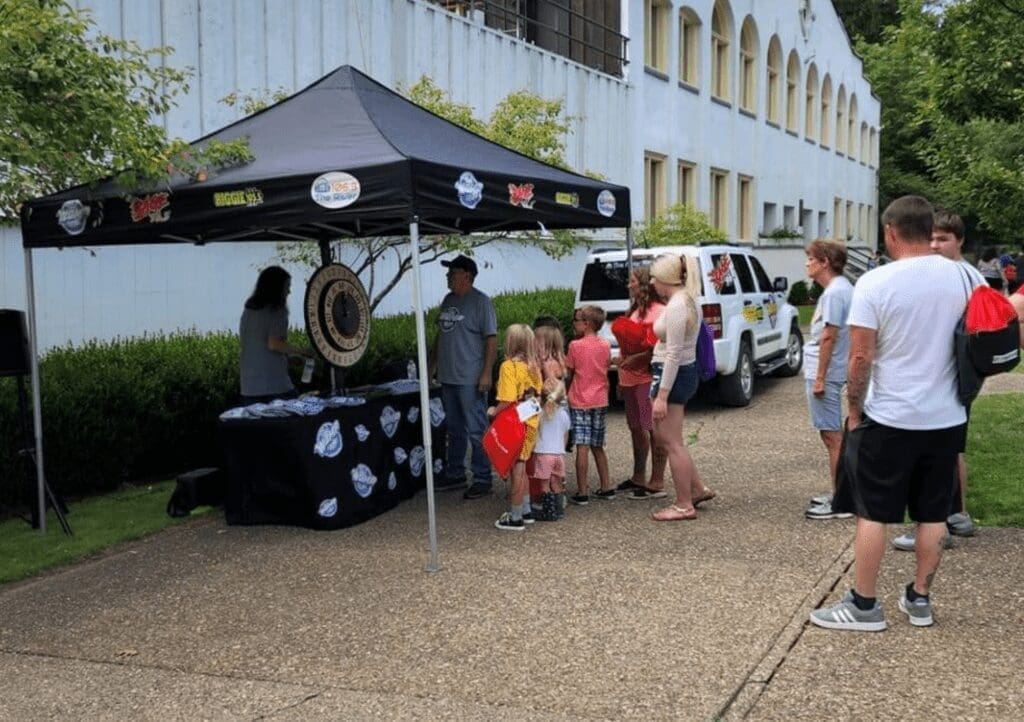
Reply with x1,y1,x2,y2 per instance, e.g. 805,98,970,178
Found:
219,391,445,529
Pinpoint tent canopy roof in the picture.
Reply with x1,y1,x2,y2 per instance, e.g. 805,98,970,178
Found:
21,65,631,249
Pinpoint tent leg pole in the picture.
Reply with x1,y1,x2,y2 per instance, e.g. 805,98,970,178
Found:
626,226,634,272
409,221,440,573
24,248,46,534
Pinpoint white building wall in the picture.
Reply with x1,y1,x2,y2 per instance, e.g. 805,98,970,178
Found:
1,0,878,350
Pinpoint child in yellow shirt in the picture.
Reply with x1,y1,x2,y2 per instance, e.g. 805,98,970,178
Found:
489,324,543,531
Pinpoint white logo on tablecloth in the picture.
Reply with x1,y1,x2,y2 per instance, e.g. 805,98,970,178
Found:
318,497,338,518
355,424,370,442
433,458,443,474
351,464,377,498
313,420,342,458
429,398,445,426
380,406,401,438
410,446,425,477
394,447,407,465
407,406,419,424
387,471,397,491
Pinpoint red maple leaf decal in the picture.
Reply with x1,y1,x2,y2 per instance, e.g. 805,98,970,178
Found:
708,255,732,292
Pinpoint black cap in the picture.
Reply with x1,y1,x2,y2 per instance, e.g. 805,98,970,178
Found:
441,254,478,275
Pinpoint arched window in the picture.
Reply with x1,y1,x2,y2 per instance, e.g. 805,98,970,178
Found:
869,127,878,168
836,85,847,154
820,74,832,147
786,50,800,133
711,1,733,102
766,36,782,124
739,17,758,113
645,1,671,73
847,94,858,157
805,64,818,140
678,7,701,87
860,121,869,163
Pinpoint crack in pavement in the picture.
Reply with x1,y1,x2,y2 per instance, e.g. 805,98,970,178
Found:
714,538,856,720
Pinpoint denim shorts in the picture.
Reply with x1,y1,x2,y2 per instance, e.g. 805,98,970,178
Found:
805,379,844,431
650,362,698,405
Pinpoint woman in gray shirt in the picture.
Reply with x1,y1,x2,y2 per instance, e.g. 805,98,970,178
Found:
239,266,310,403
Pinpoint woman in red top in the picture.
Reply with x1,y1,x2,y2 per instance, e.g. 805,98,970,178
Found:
611,266,669,497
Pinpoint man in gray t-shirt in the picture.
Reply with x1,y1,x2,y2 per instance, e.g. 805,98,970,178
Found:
430,254,497,498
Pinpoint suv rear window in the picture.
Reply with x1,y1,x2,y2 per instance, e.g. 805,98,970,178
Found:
579,260,633,301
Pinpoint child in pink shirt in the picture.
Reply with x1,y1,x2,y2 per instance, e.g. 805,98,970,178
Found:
565,304,612,503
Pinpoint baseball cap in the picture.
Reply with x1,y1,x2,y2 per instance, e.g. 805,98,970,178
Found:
441,254,478,275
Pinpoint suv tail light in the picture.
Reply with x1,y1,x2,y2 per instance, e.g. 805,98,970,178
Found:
702,303,723,339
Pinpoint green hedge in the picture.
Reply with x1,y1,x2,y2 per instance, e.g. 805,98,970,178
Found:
0,288,574,506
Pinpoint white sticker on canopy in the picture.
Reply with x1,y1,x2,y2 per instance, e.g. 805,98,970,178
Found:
311,171,361,209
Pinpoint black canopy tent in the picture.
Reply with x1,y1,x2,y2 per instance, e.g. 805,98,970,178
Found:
19,65,632,568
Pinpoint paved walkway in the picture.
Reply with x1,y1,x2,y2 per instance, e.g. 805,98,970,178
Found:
1,374,1022,720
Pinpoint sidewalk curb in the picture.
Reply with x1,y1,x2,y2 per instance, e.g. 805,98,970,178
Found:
717,535,855,720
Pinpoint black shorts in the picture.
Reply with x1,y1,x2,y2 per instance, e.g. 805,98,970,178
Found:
833,415,959,524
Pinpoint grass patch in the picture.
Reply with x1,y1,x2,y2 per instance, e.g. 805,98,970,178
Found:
965,393,1023,527
0,481,211,585
797,305,815,326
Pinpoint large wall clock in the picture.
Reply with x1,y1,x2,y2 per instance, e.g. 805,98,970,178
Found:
304,263,371,368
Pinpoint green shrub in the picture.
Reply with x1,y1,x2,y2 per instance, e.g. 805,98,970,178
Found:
787,280,823,305
0,288,575,506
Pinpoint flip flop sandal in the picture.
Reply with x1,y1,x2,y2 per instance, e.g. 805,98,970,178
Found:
693,489,717,507
652,505,697,521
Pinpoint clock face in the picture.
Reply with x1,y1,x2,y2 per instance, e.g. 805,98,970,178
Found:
304,263,371,367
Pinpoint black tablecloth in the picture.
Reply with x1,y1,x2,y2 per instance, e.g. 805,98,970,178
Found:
219,392,445,529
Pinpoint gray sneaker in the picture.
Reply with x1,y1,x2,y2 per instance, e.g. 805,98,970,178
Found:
810,591,887,632
892,532,954,552
898,588,934,627
946,512,976,537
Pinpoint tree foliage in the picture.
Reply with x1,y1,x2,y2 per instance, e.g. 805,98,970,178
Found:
634,203,725,248
856,0,1024,244
276,76,589,313
0,0,251,221
832,0,902,43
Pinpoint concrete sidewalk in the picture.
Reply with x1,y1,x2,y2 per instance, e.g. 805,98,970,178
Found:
1,375,1022,720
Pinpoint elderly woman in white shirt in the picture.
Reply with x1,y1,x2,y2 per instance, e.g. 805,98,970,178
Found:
648,254,715,521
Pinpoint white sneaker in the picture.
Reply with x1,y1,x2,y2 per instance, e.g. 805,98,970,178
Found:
805,501,853,520
809,492,832,507
892,532,954,552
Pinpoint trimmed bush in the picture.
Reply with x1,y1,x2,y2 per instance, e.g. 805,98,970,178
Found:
0,288,574,506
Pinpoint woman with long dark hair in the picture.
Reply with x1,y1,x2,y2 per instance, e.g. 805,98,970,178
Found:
611,266,668,498
239,266,311,403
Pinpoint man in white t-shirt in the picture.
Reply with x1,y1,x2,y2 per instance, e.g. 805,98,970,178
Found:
810,196,966,632
892,210,986,551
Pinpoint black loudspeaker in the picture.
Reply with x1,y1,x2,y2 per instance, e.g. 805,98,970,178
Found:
0,309,31,378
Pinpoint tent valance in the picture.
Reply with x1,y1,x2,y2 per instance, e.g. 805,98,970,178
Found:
21,65,630,248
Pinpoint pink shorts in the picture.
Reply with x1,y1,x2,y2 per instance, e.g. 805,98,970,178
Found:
622,382,653,432
526,453,566,481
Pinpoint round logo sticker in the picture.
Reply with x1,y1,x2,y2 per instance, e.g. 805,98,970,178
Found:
56,200,90,236
311,171,361,209
597,190,616,218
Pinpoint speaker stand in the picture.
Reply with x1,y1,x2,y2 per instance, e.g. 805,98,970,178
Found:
14,376,72,535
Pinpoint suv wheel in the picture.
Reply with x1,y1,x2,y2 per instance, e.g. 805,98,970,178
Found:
775,323,804,377
719,338,754,407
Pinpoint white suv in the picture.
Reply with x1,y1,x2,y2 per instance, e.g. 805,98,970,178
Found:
574,244,803,406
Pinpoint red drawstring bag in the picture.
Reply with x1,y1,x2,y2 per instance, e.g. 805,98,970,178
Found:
955,279,1021,403
964,284,1018,334
482,405,526,478
611,315,657,356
